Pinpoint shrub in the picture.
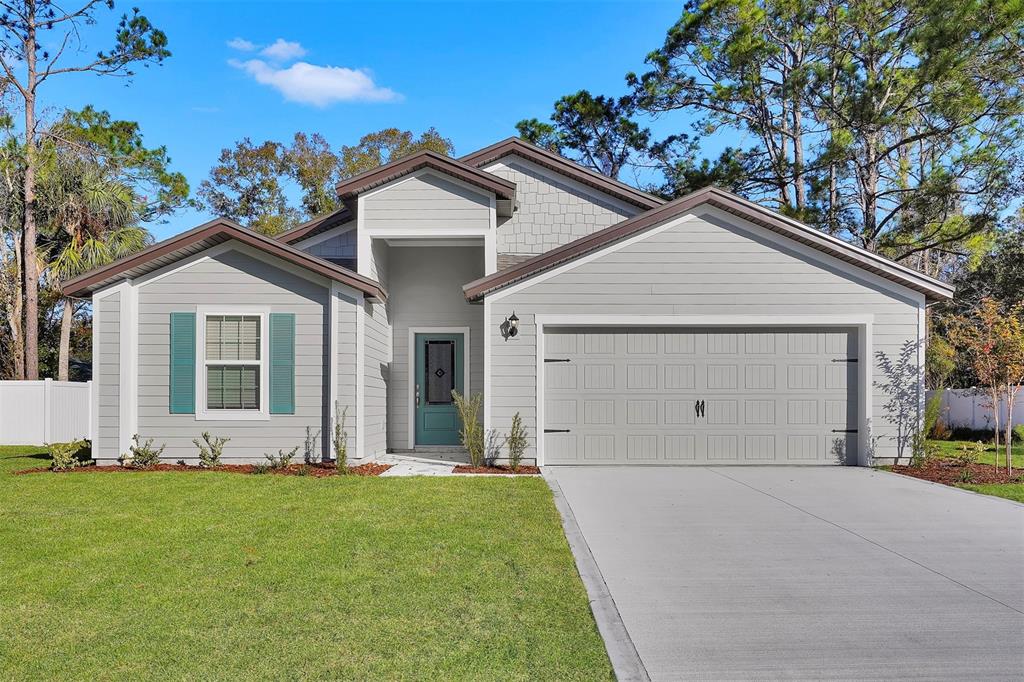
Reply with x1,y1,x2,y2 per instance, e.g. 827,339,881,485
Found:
1013,424,1024,445
953,441,984,467
121,434,164,469
333,403,349,472
264,447,298,470
923,390,944,438
506,412,528,472
452,390,485,467
304,426,322,465
957,466,975,484
47,440,91,471
251,462,271,475
909,431,938,468
193,432,229,468
295,464,312,476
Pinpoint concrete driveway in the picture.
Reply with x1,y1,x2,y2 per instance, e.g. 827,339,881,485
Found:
547,467,1024,681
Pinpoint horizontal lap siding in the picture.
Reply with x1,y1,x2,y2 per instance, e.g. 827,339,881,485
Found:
95,293,121,459
137,250,332,463
486,157,638,257
488,208,923,462
362,173,491,232
387,246,484,449
336,291,358,457
363,298,389,457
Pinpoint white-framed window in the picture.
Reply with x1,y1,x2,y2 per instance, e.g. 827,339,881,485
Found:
195,306,270,421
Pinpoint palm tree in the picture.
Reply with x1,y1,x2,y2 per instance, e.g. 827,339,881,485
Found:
39,152,147,380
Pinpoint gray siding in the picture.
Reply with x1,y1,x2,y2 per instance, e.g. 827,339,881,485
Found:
487,207,923,463
363,298,390,457
335,290,358,458
387,245,485,449
362,172,491,232
95,292,121,460
486,156,639,256
301,226,356,259
136,249,333,463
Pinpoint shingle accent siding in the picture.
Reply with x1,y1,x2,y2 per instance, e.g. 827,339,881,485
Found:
301,227,356,260
487,157,640,256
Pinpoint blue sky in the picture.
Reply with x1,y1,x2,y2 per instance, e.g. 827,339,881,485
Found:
49,1,690,240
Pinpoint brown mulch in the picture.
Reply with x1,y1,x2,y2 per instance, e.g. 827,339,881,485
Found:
14,461,392,477
452,464,541,475
891,459,1023,486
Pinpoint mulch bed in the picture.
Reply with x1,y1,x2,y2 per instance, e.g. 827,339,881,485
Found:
891,459,1023,486
452,464,541,475
14,462,392,477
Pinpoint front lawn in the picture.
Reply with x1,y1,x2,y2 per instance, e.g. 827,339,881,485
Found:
0,446,611,680
928,439,1024,468
958,484,1024,504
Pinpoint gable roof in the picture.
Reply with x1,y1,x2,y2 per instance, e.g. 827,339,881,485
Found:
63,218,387,301
459,137,665,211
463,186,954,303
334,149,516,202
276,205,352,245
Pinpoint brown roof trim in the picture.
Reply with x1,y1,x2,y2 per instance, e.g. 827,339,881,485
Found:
276,206,352,245
63,217,387,301
334,149,516,200
459,137,664,210
463,186,954,303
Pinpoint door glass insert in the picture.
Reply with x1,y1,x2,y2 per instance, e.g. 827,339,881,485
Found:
425,340,455,404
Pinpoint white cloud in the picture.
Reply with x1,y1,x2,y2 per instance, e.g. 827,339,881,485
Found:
230,59,401,107
260,38,307,62
227,37,256,51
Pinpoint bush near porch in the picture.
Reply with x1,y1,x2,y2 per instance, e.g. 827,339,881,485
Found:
0,446,612,680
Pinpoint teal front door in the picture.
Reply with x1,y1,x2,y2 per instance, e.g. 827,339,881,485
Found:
414,333,465,446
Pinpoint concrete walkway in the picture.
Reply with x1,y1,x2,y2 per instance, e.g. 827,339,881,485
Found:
548,466,1024,681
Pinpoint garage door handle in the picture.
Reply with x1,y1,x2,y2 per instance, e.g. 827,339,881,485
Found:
695,399,705,419
544,358,571,363
831,429,858,433
544,429,571,433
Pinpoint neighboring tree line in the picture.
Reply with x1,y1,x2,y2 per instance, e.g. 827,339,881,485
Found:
196,127,454,236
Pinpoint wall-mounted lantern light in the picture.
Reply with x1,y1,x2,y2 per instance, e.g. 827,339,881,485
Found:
500,311,520,341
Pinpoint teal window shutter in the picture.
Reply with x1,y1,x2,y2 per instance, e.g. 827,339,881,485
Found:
169,312,196,414
269,313,295,414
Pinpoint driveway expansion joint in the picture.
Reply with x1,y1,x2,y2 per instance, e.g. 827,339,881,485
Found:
706,467,1024,616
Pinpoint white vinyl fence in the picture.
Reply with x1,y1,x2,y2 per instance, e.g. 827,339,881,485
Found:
928,388,1024,431
0,379,92,445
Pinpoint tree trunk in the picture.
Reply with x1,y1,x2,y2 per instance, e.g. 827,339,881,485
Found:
990,388,1001,471
58,297,73,381
21,20,39,380
1005,387,1016,475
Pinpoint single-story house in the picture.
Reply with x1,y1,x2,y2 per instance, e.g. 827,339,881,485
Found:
64,138,954,466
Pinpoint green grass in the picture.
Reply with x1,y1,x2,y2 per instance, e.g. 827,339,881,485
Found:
0,446,611,680
927,439,1024,468
958,484,1024,504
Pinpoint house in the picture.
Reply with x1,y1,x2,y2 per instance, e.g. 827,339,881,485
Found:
64,138,954,466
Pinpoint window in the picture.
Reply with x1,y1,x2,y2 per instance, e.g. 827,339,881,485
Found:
204,314,262,411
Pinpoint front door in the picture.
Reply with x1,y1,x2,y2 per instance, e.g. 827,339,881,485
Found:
414,333,465,446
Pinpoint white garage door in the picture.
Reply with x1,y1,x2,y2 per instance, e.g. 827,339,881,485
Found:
543,327,858,465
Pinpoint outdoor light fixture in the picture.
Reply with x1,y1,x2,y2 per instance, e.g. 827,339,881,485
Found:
500,311,520,340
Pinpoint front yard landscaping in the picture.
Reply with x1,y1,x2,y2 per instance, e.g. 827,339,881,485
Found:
888,440,1024,504
0,445,612,680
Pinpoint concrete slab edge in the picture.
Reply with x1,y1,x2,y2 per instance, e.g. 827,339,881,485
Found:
545,474,651,682
873,467,1024,508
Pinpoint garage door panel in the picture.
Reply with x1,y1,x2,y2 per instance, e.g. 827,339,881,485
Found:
543,327,857,465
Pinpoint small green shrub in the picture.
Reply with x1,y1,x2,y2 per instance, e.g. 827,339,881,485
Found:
251,462,271,475
953,441,984,467
1013,425,1024,445
304,426,322,465
264,447,298,470
121,434,164,469
333,402,349,472
506,412,529,472
47,440,91,471
295,464,312,476
957,466,975,484
909,432,938,468
193,432,229,468
452,390,485,467
924,390,944,438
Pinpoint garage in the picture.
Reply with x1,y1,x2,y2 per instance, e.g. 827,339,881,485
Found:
542,327,858,465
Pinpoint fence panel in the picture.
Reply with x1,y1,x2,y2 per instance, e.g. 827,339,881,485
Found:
0,380,92,445
928,388,1024,431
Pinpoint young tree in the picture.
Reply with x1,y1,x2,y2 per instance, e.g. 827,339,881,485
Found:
949,298,1024,472
0,1,169,379
197,138,298,236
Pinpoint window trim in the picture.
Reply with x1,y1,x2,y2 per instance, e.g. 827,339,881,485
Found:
194,306,271,421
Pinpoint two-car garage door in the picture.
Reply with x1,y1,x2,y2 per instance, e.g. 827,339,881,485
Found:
542,327,858,465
